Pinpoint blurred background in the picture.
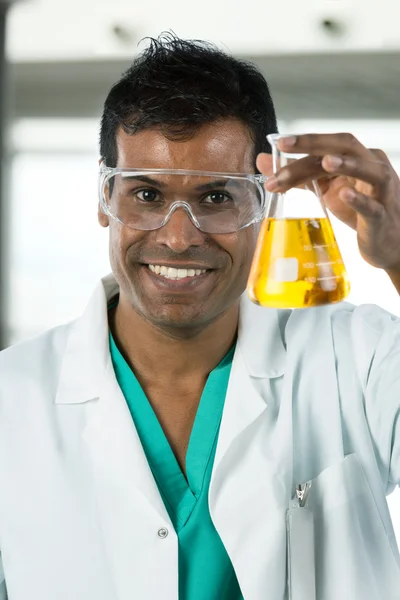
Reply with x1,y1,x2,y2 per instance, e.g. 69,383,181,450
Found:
1,0,399,539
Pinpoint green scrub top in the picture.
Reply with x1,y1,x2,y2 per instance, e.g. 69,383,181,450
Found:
109,331,243,600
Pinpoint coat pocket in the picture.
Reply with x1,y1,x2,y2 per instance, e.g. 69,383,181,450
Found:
305,453,400,600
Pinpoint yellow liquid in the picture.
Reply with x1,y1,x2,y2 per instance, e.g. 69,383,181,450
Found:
247,218,350,309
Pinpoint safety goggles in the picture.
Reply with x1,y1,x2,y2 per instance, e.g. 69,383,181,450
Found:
98,165,267,234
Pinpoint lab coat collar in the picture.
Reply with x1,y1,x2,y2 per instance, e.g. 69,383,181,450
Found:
55,273,118,405
238,295,288,379
55,273,288,405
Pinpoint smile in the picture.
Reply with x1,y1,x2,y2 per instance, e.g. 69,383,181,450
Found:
148,265,208,280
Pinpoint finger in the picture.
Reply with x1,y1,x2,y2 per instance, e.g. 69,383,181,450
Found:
369,148,390,161
339,186,386,220
321,154,392,194
278,133,370,159
369,148,398,180
323,178,359,229
256,152,273,176
265,154,334,192
265,153,392,196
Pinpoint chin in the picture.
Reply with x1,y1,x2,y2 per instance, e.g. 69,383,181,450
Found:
142,303,210,331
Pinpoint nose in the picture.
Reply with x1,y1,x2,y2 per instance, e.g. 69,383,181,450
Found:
153,205,205,252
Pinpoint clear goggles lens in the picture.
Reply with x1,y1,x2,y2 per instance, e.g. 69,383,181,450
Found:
99,168,266,234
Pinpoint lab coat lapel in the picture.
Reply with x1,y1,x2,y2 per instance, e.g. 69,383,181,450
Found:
210,297,293,600
82,360,170,521
287,305,345,482
212,295,289,474
55,274,173,598
81,361,176,598
55,273,170,522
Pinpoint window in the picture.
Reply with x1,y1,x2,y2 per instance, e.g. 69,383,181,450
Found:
7,119,109,343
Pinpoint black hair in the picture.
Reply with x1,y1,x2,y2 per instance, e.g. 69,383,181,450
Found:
99,32,278,169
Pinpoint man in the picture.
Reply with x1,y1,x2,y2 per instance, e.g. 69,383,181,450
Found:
0,33,399,600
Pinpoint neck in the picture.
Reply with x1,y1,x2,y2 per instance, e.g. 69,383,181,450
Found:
109,297,239,386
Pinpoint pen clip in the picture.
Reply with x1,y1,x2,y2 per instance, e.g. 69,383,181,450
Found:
295,481,312,508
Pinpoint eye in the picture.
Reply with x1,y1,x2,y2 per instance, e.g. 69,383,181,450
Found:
135,189,160,202
202,191,233,205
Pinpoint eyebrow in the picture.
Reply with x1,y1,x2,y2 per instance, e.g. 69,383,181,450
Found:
195,179,242,192
120,175,242,192
121,175,167,187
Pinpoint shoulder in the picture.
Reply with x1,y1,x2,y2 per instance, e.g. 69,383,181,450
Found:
327,301,398,365
329,300,398,335
287,299,398,343
289,300,400,389
238,294,399,378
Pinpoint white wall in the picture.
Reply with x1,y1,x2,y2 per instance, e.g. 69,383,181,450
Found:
7,118,106,340
7,0,400,61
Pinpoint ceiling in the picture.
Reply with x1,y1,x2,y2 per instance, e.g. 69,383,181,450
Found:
8,50,400,121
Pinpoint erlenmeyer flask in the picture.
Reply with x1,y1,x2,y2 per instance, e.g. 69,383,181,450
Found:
247,133,350,309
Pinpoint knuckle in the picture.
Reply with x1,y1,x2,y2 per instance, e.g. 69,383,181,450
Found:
369,148,387,159
339,132,358,147
380,162,392,183
374,204,385,220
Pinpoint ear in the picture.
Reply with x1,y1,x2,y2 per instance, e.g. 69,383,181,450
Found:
256,153,274,177
98,205,109,227
98,158,109,227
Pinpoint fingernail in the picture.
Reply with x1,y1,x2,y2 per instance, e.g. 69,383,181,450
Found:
265,176,279,191
325,155,343,169
278,136,297,149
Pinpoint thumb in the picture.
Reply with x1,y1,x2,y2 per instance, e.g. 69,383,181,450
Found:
256,153,273,177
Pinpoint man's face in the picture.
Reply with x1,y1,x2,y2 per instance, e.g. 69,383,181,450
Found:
98,119,261,333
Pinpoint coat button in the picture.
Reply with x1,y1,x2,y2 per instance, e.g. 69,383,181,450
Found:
158,527,169,539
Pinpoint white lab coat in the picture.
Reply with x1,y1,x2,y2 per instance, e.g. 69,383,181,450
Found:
0,273,399,600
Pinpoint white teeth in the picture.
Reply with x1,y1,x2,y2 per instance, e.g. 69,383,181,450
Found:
148,265,207,279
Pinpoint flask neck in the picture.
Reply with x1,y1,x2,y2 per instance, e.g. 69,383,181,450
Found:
268,134,294,175
272,145,289,174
